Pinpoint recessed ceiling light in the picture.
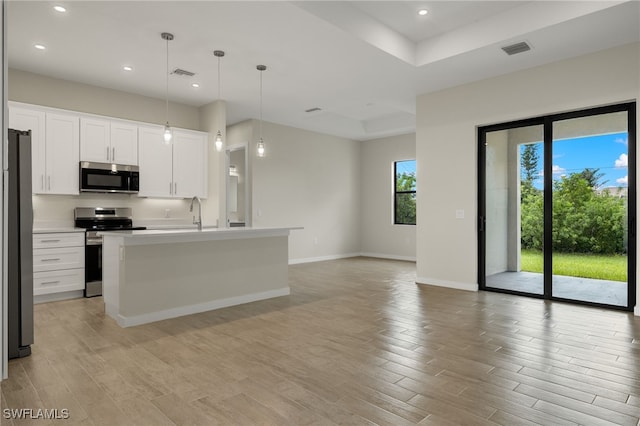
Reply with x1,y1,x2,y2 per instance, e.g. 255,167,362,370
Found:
123,66,133,71
34,44,46,50
191,83,200,88
53,5,66,13
418,9,428,16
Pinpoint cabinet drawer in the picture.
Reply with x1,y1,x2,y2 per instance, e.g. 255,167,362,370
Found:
33,232,84,249
34,269,84,295
33,246,84,272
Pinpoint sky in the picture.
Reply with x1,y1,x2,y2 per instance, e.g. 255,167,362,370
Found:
524,132,628,190
396,160,416,190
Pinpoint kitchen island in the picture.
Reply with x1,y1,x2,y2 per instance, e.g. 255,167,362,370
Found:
101,227,298,327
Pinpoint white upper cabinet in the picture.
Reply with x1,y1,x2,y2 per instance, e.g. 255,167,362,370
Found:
138,125,173,198
10,106,79,195
173,129,207,199
44,112,80,195
80,117,110,163
110,121,138,165
80,117,138,165
9,102,205,199
138,126,207,199
9,107,46,194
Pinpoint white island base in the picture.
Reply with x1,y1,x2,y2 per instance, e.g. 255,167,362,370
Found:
102,228,295,327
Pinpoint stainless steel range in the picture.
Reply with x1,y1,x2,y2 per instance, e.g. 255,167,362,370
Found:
74,207,146,297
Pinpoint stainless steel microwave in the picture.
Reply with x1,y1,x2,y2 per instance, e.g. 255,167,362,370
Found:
79,161,139,194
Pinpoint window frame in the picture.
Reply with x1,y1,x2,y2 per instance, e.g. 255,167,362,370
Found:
393,159,416,225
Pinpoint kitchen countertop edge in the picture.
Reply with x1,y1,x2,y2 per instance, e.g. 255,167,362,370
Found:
33,227,86,234
100,226,303,246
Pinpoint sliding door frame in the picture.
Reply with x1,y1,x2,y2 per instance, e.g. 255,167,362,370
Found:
478,102,636,311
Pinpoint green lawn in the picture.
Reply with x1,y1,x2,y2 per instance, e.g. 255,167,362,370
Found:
521,249,627,282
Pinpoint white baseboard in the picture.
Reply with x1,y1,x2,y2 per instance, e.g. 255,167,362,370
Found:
34,290,84,304
634,306,640,317
289,253,360,265
114,287,291,328
289,252,417,265
359,252,416,262
416,277,477,292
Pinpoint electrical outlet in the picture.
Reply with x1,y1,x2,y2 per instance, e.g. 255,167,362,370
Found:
314,237,318,245
164,209,171,218
456,209,465,219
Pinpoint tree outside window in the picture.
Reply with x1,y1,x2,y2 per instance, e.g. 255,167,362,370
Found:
394,160,416,225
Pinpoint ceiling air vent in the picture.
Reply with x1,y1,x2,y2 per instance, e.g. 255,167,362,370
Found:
305,107,322,113
501,41,531,56
172,68,196,77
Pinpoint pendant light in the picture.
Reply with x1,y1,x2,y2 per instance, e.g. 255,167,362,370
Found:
213,50,225,152
161,32,174,143
256,65,267,157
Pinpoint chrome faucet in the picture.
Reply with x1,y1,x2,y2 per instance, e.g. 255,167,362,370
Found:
189,196,202,231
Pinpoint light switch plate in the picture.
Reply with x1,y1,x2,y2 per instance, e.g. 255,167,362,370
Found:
455,209,465,219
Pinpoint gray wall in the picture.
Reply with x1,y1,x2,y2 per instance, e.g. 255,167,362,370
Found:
9,69,200,129
360,133,416,260
416,42,640,307
228,119,362,263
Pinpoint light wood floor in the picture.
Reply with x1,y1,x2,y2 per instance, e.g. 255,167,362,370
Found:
2,257,640,425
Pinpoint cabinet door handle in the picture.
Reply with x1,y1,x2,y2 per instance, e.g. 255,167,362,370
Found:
41,258,61,262
40,239,61,243
41,175,44,190
106,146,110,161
40,280,60,285
112,147,115,162
47,176,51,190
174,182,177,194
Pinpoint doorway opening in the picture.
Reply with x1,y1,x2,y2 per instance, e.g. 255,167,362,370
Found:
478,102,636,310
225,143,249,228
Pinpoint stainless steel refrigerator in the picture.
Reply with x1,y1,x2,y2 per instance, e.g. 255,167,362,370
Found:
7,129,33,359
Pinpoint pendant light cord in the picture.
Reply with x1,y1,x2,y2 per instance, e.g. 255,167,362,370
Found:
259,69,263,138
218,56,221,100
165,37,169,124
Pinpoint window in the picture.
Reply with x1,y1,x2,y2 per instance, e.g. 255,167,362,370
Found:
394,160,416,225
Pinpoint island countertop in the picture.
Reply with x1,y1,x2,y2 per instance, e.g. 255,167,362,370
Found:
100,226,302,246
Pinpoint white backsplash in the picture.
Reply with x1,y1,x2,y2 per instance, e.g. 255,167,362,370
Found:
32,193,217,228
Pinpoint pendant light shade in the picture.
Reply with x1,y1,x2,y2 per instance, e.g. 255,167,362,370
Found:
161,32,173,144
215,130,223,151
256,65,267,158
257,137,265,157
214,50,225,152
163,124,172,143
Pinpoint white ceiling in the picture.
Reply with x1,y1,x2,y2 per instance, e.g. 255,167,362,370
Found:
7,1,640,141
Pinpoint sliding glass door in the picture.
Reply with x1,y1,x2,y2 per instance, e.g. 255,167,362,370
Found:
551,111,631,306
482,124,544,295
479,103,636,310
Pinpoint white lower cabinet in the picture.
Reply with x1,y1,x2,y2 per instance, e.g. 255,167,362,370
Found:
33,232,85,297
34,269,85,296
